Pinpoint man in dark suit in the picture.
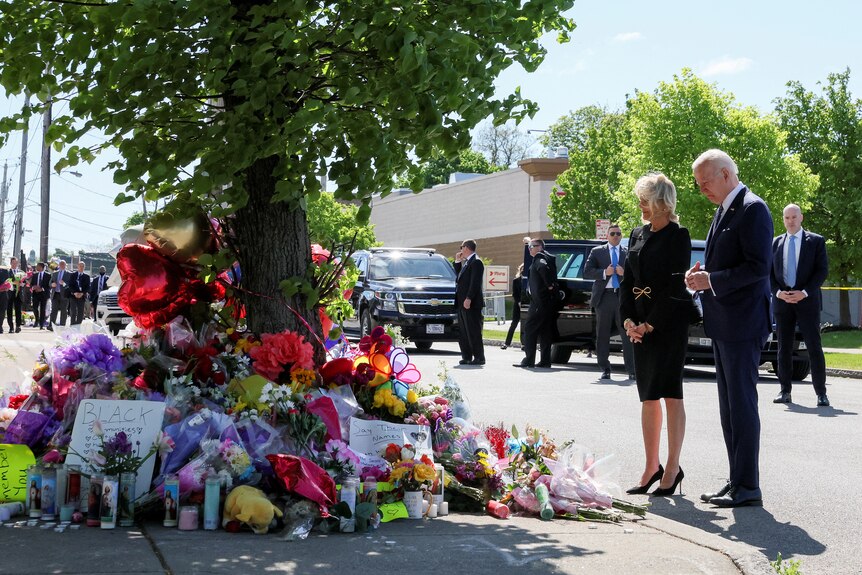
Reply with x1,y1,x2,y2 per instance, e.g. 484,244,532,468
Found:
29,262,52,329
686,149,773,508
4,257,25,333
585,224,636,380
515,239,558,369
89,265,110,319
68,260,91,325
771,204,830,407
453,239,485,366
50,260,70,329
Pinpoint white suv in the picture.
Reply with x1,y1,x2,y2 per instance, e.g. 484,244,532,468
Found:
95,286,133,335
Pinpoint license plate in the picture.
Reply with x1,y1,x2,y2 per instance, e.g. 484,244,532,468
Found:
121,317,133,324
699,338,711,346
426,324,444,334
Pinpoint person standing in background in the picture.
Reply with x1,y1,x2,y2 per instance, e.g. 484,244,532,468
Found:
4,257,24,333
50,260,70,329
29,262,52,329
454,239,486,366
771,204,830,407
90,265,110,319
514,239,557,369
68,261,91,325
501,263,524,350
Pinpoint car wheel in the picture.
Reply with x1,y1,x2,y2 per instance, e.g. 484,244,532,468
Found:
550,344,573,364
360,310,377,338
415,341,433,352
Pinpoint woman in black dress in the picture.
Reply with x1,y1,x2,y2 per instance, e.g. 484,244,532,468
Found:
620,173,692,497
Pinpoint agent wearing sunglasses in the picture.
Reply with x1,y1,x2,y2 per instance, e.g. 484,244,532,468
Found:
584,224,636,380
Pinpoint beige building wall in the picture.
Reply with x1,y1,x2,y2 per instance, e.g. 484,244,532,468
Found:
370,158,569,284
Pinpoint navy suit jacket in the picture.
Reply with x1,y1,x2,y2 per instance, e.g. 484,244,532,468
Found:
701,187,774,342
454,255,485,309
770,230,828,310
584,243,628,308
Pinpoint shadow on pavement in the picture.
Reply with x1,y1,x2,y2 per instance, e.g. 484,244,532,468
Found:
648,496,826,562
784,403,858,418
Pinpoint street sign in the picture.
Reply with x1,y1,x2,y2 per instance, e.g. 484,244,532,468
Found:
484,265,510,292
596,219,611,240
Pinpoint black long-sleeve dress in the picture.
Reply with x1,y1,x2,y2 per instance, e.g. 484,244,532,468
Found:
620,222,692,401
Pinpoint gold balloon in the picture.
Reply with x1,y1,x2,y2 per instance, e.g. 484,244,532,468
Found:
143,211,215,264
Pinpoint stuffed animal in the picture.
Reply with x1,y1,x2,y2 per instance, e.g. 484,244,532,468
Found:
222,485,283,534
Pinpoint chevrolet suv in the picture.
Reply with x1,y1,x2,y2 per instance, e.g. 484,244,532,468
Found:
344,248,460,350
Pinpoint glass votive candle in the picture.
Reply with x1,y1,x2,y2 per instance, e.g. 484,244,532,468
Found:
59,504,75,523
178,505,199,531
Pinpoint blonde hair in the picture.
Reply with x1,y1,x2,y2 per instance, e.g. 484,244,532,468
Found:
634,172,679,223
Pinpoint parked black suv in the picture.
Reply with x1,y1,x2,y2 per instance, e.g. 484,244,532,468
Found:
522,239,811,379
344,248,460,350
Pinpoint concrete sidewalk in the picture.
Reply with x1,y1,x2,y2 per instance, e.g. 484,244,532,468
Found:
0,512,773,575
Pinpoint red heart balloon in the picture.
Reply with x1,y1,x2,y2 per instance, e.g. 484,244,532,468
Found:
117,244,193,329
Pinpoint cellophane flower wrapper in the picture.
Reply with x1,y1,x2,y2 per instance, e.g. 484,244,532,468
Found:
164,316,199,355
305,396,341,443
548,443,623,499
311,385,362,441
159,409,237,475
234,417,283,470
2,409,52,449
447,417,493,462
545,450,613,509
267,453,337,514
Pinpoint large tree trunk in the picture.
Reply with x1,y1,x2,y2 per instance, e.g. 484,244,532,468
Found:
234,155,324,357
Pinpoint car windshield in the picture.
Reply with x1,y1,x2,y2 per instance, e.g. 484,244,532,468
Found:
369,255,456,280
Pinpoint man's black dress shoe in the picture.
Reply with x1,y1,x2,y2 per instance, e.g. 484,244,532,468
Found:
513,362,534,368
773,392,792,404
700,482,732,503
535,362,552,368
628,372,636,380
600,370,611,380
15,327,21,333
817,394,830,407
710,486,762,507
468,359,485,366
459,359,471,365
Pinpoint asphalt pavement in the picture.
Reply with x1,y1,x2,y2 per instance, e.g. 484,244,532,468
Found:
2,327,860,574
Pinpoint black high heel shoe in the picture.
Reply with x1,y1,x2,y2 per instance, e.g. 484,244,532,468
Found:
625,465,664,495
651,467,684,497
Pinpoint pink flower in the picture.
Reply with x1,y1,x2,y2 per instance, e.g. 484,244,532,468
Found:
43,449,64,463
250,330,315,381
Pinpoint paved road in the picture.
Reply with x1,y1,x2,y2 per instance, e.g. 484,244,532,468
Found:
410,340,860,575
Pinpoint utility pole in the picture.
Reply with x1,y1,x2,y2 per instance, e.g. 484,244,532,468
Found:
39,97,52,262
0,162,8,258
13,93,30,258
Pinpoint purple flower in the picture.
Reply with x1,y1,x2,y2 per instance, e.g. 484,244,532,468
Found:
104,431,133,456
56,334,123,374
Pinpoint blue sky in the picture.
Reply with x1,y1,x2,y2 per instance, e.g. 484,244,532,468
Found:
2,0,861,257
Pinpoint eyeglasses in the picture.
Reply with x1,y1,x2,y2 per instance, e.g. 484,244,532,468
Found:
529,244,541,248
608,232,622,237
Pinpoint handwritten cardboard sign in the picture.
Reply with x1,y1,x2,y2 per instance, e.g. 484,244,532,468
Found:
65,399,165,500
0,444,36,503
349,417,432,458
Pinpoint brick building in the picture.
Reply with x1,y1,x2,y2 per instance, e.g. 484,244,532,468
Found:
370,157,569,277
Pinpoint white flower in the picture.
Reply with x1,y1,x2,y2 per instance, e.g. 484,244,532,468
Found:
91,419,104,437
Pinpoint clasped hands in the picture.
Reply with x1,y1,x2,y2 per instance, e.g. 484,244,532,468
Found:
624,319,652,343
778,290,806,304
685,261,710,291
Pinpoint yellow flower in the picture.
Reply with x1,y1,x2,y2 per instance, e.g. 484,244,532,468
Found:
413,464,436,483
233,399,247,413
406,390,418,404
389,465,410,482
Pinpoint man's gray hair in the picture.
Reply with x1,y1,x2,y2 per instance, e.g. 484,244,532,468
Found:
692,149,738,175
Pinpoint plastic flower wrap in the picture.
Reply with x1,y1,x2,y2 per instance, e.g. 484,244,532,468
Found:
320,439,361,480
54,333,124,374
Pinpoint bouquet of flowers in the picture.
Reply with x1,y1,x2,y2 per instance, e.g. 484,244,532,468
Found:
389,456,436,492
77,419,168,476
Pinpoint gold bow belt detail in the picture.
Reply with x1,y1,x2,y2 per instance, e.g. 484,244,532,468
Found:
633,287,652,300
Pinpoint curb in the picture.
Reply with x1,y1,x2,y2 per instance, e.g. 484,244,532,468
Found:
643,514,774,575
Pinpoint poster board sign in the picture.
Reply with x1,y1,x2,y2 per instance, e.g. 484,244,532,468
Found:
595,219,611,240
65,400,166,501
349,417,432,458
0,444,36,503
483,265,510,293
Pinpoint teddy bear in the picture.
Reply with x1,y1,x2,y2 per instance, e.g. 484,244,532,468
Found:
222,485,283,534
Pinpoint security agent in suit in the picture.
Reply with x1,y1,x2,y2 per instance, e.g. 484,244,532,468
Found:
49,260,70,329
771,204,830,407
453,239,485,366
4,257,25,332
584,224,636,380
686,149,773,508
68,261,91,325
515,239,557,368
30,262,53,329
90,266,110,319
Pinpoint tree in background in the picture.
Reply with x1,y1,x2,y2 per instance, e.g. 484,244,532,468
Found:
775,69,862,326
0,0,575,338
547,107,630,239
397,149,501,190
473,122,533,167
124,212,146,230
548,70,818,240
306,192,378,251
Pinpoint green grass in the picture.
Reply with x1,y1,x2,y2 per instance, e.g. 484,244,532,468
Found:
483,326,509,341
821,329,862,349
824,352,862,371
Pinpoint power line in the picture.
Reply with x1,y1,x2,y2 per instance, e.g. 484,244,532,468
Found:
23,205,122,231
